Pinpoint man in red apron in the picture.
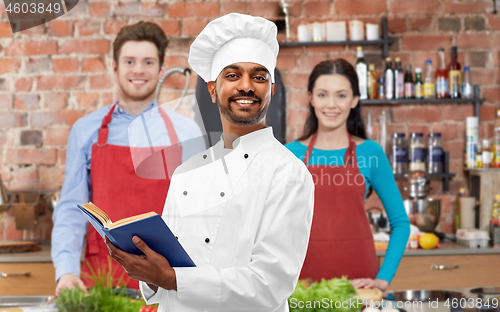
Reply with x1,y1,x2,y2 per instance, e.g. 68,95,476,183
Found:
51,21,203,295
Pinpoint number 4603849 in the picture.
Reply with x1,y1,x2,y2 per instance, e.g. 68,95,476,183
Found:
444,298,499,309
5,2,62,14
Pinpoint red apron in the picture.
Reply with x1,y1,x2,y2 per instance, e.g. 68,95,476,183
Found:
82,103,182,289
299,132,379,281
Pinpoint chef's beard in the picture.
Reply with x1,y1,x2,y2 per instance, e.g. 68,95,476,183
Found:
216,90,269,126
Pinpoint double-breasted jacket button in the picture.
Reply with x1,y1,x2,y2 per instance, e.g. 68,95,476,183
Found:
183,191,188,196
205,238,210,243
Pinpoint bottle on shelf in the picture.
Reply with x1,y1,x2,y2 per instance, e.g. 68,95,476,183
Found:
427,133,443,174
495,109,500,167
454,187,467,232
415,67,423,99
409,132,426,171
384,57,394,100
436,48,450,98
482,139,492,168
356,47,368,100
491,194,500,248
423,60,435,99
368,64,377,100
462,66,473,99
404,65,414,99
448,46,461,99
377,78,385,99
475,142,483,169
390,133,408,175
394,57,405,99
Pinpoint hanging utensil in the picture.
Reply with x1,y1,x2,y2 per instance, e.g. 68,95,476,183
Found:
155,67,192,111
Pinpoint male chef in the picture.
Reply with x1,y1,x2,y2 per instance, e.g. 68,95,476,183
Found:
106,13,315,311
51,21,204,295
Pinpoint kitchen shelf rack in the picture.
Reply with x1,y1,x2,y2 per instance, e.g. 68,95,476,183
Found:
393,151,455,191
278,17,395,58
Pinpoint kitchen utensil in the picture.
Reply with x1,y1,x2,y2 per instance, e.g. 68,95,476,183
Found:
387,290,464,302
0,296,55,308
404,198,442,232
460,196,476,229
471,287,500,295
405,170,431,199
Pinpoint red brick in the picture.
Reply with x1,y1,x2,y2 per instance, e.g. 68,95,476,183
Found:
430,123,459,140
89,75,113,90
388,17,407,33
409,17,434,32
299,54,328,71
442,105,474,121
469,69,495,87
43,93,69,110
304,1,330,16
0,112,26,128
442,0,492,14
14,94,39,110
8,167,40,192
15,78,33,92
334,0,386,15
23,24,45,37
5,148,57,165
5,41,57,57
102,93,116,106
287,108,309,127
411,52,438,69
457,33,497,50
31,110,83,128
248,2,281,18
36,76,85,90
0,22,12,37
443,141,465,160
183,18,209,37
82,57,106,73
142,2,164,17
46,127,70,145
0,94,13,110
39,166,65,189
392,106,442,123
483,87,500,103
282,73,310,90
89,2,111,17
52,58,79,73
221,2,248,15
168,2,219,18
156,20,181,36
488,15,500,30
58,149,67,165
306,45,346,53
4,216,23,240
277,55,299,71
402,35,451,51
480,105,496,122
288,91,310,109
115,2,140,16
162,55,189,68
59,39,109,55
388,0,439,14
407,125,430,137
0,59,20,74
47,20,73,37
104,20,127,35
25,57,50,74
76,20,101,36
75,92,99,109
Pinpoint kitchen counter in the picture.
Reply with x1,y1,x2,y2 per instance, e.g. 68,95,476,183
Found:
0,244,52,263
377,241,500,257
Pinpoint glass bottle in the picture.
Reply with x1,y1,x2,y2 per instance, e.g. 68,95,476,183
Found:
368,64,377,100
427,133,443,174
391,133,408,175
482,139,492,168
454,187,467,232
377,78,385,99
423,60,435,99
384,57,394,100
356,47,368,100
475,142,483,168
404,65,414,99
409,132,426,171
462,66,473,99
394,57,405,99
415,67,423,99
436,48,450,98
491,194,500,248
448,46,462,99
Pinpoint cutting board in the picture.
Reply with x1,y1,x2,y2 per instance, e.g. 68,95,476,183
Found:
0,241,41,253
354,288,384,301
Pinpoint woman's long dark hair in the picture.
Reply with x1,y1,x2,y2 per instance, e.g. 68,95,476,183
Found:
298,58,367,141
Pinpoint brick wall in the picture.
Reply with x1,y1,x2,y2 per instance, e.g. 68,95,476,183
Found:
0,0,498,238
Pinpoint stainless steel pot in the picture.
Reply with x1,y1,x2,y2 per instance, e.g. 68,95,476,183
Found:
404,198,442,232
405,170,431,199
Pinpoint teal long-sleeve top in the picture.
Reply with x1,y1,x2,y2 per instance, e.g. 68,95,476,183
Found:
285,139,410,284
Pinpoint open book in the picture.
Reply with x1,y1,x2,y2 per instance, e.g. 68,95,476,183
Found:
78,202,195,267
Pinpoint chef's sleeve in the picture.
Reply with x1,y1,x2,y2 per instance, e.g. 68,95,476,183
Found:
173,160,314,311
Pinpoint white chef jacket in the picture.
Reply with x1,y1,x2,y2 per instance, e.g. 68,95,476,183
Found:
140,127,314,312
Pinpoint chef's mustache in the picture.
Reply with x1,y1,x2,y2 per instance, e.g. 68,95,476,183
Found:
227,91,262,103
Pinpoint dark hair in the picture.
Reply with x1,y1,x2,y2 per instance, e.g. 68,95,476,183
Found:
298,58,367,141
113,21,169,69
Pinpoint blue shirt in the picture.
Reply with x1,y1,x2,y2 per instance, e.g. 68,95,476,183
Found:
51,101,206,282
285,139,410,284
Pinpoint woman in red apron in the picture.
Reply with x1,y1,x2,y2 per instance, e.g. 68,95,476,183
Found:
285,59,410,290
81,103,182,289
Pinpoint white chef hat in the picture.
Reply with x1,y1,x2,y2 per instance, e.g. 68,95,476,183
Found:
188,13,279,83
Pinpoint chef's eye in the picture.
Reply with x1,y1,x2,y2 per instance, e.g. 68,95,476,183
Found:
226,74,238,79
254,76,266,81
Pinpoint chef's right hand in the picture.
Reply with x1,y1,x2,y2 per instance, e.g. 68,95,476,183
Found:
55,273,87,296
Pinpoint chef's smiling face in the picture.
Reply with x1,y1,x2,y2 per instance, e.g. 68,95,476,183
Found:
310,74,359,131
208,62,276,126
113,40,160,102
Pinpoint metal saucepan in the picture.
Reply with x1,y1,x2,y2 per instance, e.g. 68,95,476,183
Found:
403,198,441,232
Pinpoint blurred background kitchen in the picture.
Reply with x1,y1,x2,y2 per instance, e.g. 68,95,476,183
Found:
1,0,500,296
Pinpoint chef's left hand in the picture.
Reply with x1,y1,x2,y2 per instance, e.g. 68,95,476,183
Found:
104,236,177,290
351,278,389,291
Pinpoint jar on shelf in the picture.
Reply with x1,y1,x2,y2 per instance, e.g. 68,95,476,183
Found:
409,132,426,172
427,132,443,174
390,133,408,175
483,139,492,168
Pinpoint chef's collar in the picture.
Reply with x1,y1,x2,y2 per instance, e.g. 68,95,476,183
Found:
219,127,274,151
113,99,157,115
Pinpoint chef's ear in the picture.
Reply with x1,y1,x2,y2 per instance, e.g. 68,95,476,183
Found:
207,81,217,104
271,83,276,97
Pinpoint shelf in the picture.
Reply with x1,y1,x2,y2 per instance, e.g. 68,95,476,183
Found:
279,38,395,47
394,173,456,179
361,98,486,105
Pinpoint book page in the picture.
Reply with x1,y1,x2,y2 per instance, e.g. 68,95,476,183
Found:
81,202,111,227
109,211,157,229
